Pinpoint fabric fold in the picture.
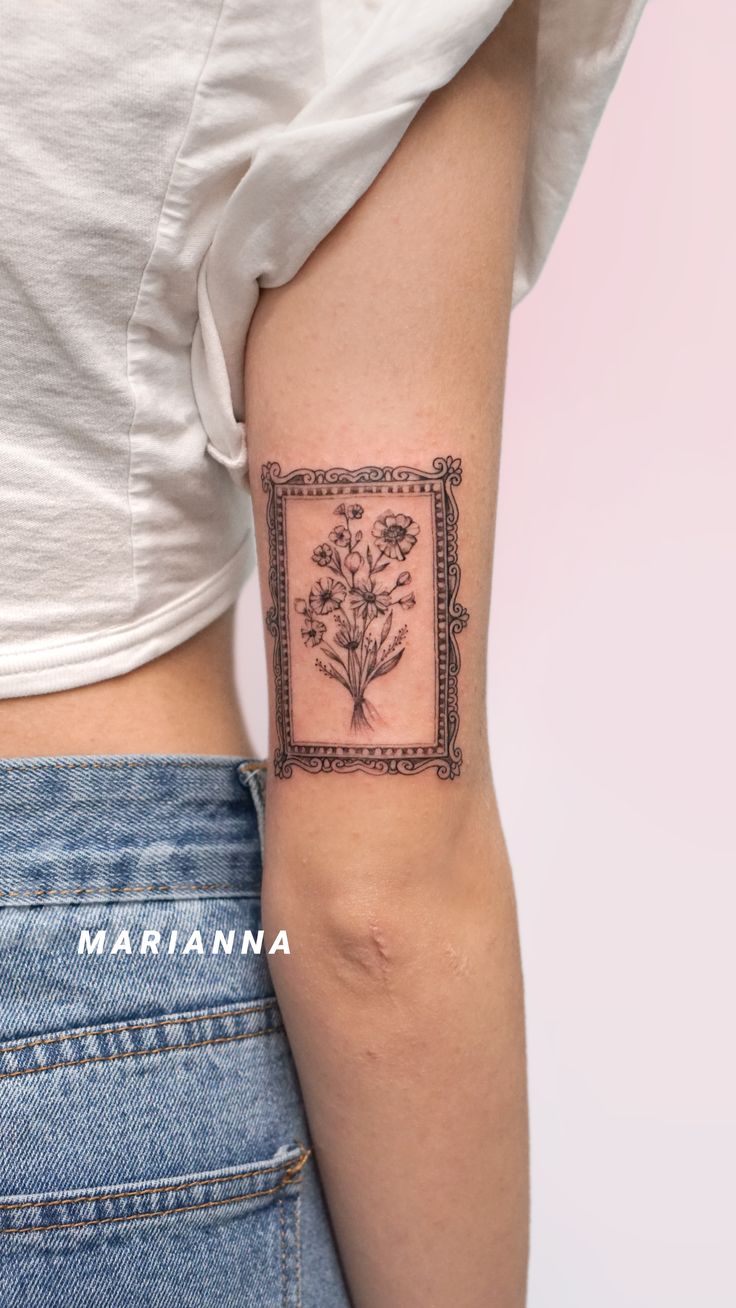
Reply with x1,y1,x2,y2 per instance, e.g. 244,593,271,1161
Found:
192,0,648,484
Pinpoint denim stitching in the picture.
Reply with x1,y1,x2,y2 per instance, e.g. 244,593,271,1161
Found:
0,1154,309,1236
0,1026,281,1083
279,1195,288,1307
0,759,267,774
0,1148,311,1212
0,1001,277,1057
296,1186,303,1308
0,881,247,900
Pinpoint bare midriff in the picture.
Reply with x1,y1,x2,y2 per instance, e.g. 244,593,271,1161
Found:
0,609,257,760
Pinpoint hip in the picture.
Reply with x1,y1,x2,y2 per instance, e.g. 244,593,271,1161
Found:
0,754,348,1308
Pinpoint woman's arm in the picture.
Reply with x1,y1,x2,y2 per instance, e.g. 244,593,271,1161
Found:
244,5,539,1304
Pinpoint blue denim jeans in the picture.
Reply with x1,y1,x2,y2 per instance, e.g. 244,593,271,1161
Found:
0,755,351,1307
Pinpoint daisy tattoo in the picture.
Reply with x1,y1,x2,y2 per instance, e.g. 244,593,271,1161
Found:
295,503,418,731
262,458,468,778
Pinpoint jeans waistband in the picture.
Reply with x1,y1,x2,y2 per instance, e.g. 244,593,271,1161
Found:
0,755,267,909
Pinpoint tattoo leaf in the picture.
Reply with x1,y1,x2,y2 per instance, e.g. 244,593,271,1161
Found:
296,502,419,732
324,649,356,687
315,657,352,693
371,648,404,679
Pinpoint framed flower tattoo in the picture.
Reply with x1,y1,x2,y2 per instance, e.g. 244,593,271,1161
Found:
261,457,469,778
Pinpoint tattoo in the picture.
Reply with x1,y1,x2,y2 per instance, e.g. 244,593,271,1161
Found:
262,458,468,778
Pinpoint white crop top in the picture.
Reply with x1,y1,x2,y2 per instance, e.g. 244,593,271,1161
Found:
0,0,647,698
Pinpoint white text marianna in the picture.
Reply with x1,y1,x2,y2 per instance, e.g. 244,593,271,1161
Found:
77,929,290,957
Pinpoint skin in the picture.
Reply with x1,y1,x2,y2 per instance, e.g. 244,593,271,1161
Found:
1,3,539,1303
0,610,254,758
246,5,539,1306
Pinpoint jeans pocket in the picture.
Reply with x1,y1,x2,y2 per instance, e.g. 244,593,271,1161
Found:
0,1145,308,1307
0,999,311,1307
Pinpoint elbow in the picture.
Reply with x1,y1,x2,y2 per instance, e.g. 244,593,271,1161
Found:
261,793,509,1002
324,909,408,991
263,857,430,994
262,860,488,1003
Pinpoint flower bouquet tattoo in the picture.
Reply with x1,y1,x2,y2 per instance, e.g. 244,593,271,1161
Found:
262,459,467,778
295,503,420,732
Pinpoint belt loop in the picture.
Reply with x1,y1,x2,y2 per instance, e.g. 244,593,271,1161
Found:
237,762,267,851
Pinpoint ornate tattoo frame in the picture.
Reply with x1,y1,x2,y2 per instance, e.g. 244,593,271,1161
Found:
262,457,469,778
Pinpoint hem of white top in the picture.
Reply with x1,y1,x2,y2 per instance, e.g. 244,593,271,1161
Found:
0,536,253,700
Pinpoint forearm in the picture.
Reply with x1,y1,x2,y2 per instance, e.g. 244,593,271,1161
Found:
262,779,528,1307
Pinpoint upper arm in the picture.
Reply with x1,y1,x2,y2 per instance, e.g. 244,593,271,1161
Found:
243,7,537,858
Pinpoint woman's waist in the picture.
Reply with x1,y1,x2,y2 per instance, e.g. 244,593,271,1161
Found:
0,611,255,761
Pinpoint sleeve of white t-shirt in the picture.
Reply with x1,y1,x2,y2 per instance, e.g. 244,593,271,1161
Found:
191,0,649,481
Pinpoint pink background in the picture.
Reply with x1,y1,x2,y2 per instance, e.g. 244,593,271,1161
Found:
237,4,735,1302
